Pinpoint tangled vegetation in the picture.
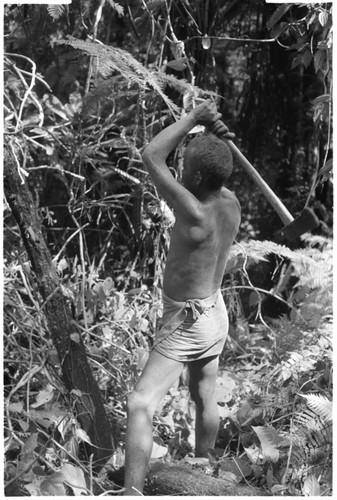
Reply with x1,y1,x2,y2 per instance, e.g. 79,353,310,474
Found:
4,1,332,496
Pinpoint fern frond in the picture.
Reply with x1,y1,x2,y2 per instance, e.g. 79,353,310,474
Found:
271,350,317,381
47,5,66,20
159,73,193,95
294,408,329,431
291,424,332,468
302,475,321,496
58,37,180,117
158,73,220,104
299,393,332,422
229,239,332,292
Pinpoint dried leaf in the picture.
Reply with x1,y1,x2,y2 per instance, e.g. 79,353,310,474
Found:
237,400,252,423
244,444,264,464
70,333,81,344
150,436,168,460
57,257,68,272
25,473,46,496
102,277,114,292
8,402,24,413
216,374,235,403
75,428,93,445
166,58,188,71
31,383,54,408
185,457,209,465
22,433,39,455
251,426,281,463
60,463,88,495
40,473,67,496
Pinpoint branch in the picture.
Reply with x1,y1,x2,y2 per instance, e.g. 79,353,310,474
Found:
182,34,276,44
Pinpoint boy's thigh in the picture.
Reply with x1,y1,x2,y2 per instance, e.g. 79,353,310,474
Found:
135,349,184,404
188,355,219,397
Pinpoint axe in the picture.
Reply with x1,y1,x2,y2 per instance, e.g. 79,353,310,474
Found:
225,139,319,241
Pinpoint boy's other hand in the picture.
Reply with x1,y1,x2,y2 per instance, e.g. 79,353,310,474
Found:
210,119,235,140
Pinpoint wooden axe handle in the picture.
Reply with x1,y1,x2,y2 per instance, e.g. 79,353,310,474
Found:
226,139,294,226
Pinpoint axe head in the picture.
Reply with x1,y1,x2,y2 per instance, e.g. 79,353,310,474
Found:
280,207,320,241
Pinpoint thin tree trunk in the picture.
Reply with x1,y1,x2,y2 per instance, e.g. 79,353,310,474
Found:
4,142,114,470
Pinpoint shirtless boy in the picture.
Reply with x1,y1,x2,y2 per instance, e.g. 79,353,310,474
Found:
124,100,241,495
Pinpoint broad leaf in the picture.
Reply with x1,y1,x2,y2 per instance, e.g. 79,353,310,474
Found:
31,383,54,408
166,58,188,71
216,373,236,403
75,428,93,445
266,5,292,30
60,463,88,496
40,473,67,496
318,158,333,180
25,473,46,496
252,426,282,463
8,402,24,413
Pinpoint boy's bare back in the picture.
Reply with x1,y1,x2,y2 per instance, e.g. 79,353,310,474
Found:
164,187,240,301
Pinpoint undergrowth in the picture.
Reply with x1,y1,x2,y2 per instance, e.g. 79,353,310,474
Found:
4,234,333,496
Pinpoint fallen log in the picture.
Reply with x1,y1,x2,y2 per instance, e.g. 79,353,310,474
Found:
147,462,270,496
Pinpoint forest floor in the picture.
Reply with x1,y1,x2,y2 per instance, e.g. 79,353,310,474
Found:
4,237,333,496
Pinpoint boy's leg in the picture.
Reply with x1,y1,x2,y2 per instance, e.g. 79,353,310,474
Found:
124,349,184,495
188,355,219,457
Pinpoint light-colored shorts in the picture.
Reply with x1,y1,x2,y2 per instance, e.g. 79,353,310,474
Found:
152,289,228,362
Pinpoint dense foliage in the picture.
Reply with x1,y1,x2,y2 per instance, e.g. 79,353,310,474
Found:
4,1,332,496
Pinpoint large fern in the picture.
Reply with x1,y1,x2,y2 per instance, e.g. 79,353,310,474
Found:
228,239,331,283
57,36,180,117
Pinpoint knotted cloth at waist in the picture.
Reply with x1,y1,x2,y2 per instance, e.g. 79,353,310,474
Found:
153,289,221,349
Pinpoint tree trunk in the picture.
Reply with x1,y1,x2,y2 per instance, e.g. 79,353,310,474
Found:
4,143,114,470
147,462,270,496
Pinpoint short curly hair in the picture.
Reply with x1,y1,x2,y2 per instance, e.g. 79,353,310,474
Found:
184,134,233,190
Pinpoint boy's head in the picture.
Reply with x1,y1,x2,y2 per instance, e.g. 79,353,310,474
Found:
182,134,233,193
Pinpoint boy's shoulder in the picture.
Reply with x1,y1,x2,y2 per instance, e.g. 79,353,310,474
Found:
221,187,241,208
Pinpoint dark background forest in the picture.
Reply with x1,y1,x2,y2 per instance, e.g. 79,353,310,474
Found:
3,1,333,496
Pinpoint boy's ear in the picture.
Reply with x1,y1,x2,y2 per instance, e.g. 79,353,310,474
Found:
196,170,202,185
